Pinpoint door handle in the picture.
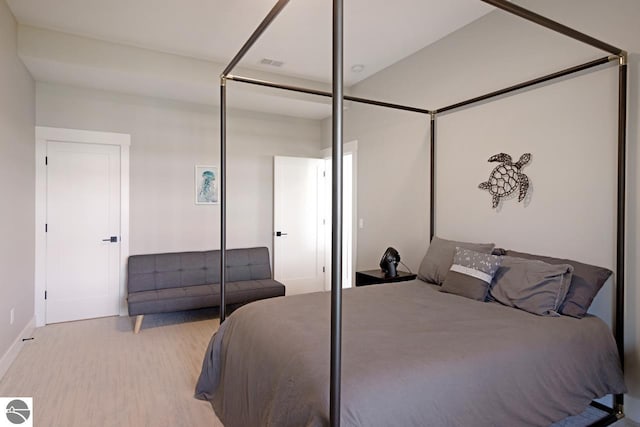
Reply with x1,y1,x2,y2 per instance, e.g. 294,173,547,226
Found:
275,231,288,237
102,236,118,243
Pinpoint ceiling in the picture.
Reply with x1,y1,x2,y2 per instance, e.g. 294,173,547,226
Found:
8,0,493,116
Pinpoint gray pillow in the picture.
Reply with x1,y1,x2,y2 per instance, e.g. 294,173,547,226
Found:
418,236,495,285
440,247,502,301
506,250,612,318
489,256,574,316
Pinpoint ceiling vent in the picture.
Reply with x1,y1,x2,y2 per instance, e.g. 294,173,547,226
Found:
260,58,285,67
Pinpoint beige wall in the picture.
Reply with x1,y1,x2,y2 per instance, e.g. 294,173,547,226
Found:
35,82,323,257
326,0,640,419
0,0,35,362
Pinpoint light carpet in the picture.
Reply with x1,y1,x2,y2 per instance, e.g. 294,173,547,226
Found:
0,309,634,427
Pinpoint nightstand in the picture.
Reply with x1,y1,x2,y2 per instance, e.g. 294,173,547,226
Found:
355,269,417,287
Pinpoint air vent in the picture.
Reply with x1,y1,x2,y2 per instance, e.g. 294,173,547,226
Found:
260,58,284,67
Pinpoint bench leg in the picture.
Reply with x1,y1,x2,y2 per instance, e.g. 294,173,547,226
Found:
134,315,144,334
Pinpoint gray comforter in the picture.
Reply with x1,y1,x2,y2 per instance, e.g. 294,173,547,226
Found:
195,280,625,427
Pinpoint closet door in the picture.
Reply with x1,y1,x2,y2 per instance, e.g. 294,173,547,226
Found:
46,141,121,323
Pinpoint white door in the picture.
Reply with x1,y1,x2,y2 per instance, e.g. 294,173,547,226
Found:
46,141,121,323
273,156,325,295
323,153,354,290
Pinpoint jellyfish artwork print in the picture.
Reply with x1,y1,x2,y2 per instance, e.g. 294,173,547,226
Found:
195,166,218,204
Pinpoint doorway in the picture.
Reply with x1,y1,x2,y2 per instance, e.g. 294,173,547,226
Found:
272,142,357,295
322,140,357,291
35,127,130,326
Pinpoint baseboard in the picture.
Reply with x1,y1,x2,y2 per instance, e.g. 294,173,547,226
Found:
623,394,640,424
0,317,36,381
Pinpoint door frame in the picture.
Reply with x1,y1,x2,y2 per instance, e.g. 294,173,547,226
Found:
35,127,130,327
321,140,358,291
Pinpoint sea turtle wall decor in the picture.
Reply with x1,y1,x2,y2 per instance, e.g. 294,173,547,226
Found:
478,153,531,208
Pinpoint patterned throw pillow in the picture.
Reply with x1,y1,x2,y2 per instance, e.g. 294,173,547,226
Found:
440,247,502,301
417,236,495,285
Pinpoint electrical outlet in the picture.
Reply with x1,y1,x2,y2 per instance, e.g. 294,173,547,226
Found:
10,308,14,325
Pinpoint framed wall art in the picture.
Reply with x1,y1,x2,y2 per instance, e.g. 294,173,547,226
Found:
195,165,218,205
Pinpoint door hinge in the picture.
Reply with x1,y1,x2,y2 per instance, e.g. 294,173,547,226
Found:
45,156,48,165
44,290,47,300
45,223,48,232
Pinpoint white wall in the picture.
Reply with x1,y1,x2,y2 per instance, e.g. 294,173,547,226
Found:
325,0,640,419
17,24,332,119
35,82,323,257
0,0,35,366
322,108,430,272
436,69,616,266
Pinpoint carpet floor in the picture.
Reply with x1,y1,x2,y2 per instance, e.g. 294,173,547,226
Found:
0,309,635,427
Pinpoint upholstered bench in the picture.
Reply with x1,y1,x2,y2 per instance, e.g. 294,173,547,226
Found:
127,247,285,333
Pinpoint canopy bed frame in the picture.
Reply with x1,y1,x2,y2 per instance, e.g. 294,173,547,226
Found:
216,1,628,425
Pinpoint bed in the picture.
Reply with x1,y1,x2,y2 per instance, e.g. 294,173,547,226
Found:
212,0,629,424
195,280,625,426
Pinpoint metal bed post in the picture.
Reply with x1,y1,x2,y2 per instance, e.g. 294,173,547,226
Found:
221,0,290,77
429,113,436,241
435,56,616,114
614,53,628,415
330,0,344,425
218,0,290,324
219,78,227,323
433,53,627,424
480,0,623,56
225,75,430,114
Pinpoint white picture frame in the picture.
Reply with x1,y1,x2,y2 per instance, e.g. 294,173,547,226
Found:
195,165,219,205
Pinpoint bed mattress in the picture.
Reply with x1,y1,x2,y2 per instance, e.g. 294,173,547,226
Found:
195,280,625,427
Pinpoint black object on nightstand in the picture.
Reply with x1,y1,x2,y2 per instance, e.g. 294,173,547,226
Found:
355,269,417,287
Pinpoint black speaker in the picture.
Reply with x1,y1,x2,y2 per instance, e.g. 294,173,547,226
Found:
379,247,400,278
